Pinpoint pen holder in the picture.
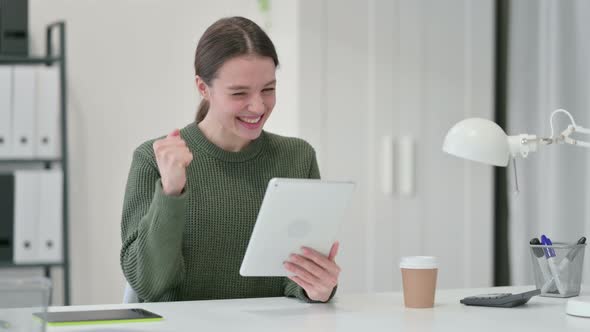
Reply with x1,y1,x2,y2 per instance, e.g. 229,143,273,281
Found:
529,242,586,298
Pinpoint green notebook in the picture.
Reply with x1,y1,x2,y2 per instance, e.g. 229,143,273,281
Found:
33,308,163,326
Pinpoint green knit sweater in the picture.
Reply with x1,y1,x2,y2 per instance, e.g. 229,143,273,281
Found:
120,122,332,302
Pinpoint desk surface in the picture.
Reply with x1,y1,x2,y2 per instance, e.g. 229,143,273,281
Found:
47,286,590,331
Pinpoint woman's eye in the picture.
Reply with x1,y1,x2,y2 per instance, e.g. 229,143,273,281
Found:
232,92,247,96
262,88,275,93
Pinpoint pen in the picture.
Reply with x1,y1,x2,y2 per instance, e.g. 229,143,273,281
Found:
540,236,586,293
530,237,554,291
558,236,587,271
541,235,566,295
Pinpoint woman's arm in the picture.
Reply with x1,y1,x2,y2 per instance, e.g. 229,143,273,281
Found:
120,147,187,301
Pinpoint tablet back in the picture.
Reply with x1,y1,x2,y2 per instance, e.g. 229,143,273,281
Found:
240,178,355,276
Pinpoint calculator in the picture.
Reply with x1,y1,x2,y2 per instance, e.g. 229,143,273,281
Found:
460,289,541,308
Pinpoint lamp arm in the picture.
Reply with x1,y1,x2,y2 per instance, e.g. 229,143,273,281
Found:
512,110,590,155
506,110,590,195
560,124,590,147
570,125,590,135
508,134,538,158
550,109,577,137
545,109,590,148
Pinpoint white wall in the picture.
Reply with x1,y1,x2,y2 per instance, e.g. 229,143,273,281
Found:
267,2,300,137
29,0,299,305
298,0,494,292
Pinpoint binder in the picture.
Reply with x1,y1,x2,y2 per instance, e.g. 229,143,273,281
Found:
0,66,12,158
12,66,37,158
0,0,29,55
13,170,40,263
37,169,63,263
0,174,14,262
35,66,61,159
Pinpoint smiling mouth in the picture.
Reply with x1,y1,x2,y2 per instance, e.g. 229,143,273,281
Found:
237,115,263,124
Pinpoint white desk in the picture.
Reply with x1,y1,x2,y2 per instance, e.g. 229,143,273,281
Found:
48,286,590,331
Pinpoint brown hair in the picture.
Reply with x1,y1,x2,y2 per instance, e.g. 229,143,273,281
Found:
194,17,279,123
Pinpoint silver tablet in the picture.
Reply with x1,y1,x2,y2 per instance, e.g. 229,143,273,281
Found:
240,178,355,277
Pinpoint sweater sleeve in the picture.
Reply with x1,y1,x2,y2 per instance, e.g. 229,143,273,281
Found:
284,147,338,303
120,147,187,301
307,148,321,180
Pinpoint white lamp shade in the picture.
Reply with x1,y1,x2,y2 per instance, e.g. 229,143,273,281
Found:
442,118,510,166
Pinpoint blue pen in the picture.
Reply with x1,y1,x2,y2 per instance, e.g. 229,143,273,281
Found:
540,235,554,256
532,237,555,292
541,235,566,294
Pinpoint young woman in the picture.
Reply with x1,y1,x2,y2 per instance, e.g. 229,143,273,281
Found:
120,16,340,303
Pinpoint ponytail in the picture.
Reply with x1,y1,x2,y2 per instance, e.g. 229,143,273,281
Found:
196,99,209,123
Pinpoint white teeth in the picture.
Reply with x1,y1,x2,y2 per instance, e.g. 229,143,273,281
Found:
239,116,261,124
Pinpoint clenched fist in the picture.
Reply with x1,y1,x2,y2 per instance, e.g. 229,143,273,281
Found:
153,129,193,196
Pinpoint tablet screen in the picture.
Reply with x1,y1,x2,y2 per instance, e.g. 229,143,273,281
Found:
33,308,162,325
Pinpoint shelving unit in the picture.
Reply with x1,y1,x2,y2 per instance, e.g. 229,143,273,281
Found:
0,21,70,305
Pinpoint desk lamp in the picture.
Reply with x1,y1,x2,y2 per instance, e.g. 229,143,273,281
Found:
442,109,590,318
443,109,590,192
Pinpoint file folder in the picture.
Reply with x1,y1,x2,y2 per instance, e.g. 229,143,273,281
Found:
0,66,12,158
0,0,29,55
13,170,41,263
0,174,14,262
35,66,61,159
12,66,37,158
37,169,63,263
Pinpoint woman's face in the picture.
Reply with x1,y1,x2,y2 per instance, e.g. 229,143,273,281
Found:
198,55,277,142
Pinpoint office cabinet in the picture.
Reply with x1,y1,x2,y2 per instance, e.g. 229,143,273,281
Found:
0,22,70,304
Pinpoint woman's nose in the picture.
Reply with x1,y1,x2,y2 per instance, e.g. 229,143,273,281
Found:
248,94,266,113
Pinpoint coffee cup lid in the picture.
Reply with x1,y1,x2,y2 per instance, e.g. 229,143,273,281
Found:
400,256,438,269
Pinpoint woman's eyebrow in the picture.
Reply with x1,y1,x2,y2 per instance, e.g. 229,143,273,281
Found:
227,85,249,90
227,80,276,90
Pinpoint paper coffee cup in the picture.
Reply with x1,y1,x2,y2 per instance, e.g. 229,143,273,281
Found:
400,256,438,308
